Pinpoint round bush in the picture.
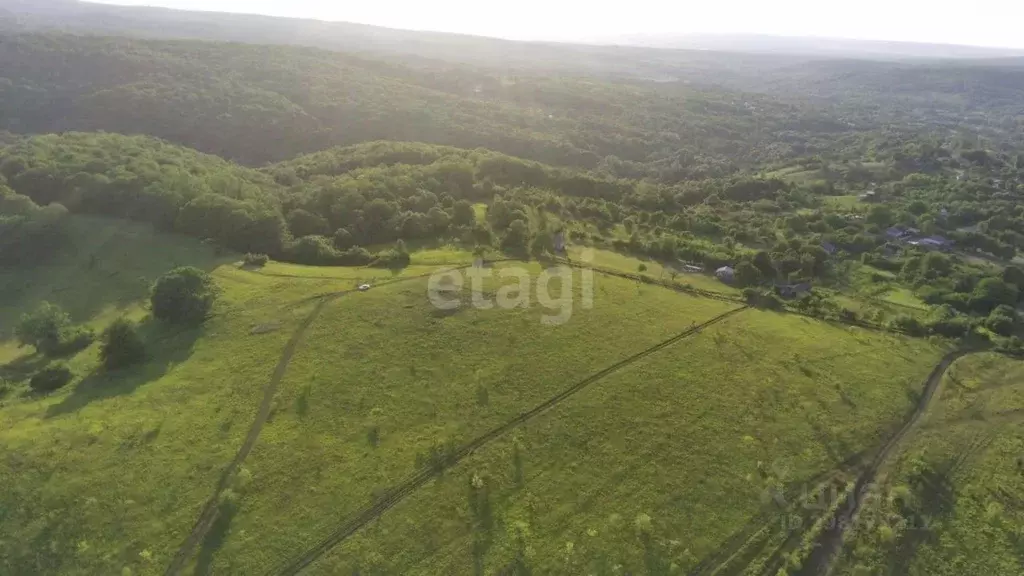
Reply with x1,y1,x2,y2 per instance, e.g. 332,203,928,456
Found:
30,365,73,393
151,267,218,325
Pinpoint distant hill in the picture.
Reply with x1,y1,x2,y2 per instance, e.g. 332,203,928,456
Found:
595,33,1024,61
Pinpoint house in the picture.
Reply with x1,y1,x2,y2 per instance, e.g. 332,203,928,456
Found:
859,190,879,202
777,282,813,299
682,265,703,273
821,242,838,255
910,235,954,251
715,266,735,283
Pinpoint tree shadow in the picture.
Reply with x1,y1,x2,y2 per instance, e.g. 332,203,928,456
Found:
44,319,202,418
891,460,959,574
0,217,234,330
193,499,239,576
0,352,51,384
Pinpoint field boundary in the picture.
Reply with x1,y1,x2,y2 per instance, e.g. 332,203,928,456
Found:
269,305,750,575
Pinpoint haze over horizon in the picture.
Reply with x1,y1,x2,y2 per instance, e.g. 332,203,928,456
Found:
86,0,1024,50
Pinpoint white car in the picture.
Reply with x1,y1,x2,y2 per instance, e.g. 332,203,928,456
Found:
358,284,371,292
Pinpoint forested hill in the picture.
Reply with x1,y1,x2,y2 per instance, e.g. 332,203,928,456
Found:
0,32,849,178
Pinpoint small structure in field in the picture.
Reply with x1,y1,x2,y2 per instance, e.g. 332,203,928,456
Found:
715,266,735,283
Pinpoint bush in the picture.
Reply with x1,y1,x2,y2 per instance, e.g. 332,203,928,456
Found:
743,288,784,310
30,364,73,393
15,302,94,356
371,248,411,269
48,326,95,357
100,318,147,370
151,267,219,325
985,313,1015,337
890,315,927,337
242,253,269,267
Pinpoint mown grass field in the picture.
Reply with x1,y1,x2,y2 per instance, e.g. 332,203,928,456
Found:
267,309,946,575
834,353,1024,576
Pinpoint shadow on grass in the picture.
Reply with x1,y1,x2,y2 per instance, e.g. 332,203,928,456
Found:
0,216,235,330
0,353,50,384
44,319,202,418
193,499,239,576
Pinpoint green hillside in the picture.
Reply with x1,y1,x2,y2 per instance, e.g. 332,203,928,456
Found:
833,352,1024,575
1,7,1024,575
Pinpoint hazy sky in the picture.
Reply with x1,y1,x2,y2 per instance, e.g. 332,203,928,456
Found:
92,0,1024,49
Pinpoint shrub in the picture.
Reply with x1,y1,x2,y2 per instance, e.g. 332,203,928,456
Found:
743,288,784,310
371,248,411,269
100,318,147,370
890,315,927,337
15,301,70,353
151,267,219,325
30,364,73,393
15,302,94,356
333,228,355,250
242,253,269,267
48,326,95,357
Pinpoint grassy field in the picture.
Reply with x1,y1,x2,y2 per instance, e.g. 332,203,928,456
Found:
0,263,353,574
257,309,946,575
0,216,231,363
0,217,476,575
833,353,1024,576
2,216,1005,576
185,263,742,573
566,246,742,296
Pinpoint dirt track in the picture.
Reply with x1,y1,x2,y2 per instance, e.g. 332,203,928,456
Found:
799,349,974,576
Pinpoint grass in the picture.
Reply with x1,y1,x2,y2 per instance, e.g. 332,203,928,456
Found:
186,263,741,573
0,216,472,575
251,309,945,575
834,352,1024,576
0,264,351,575
473,203,488,224
822,195,865,211
566,246,741,296
0,216,990,576
0,216,231,363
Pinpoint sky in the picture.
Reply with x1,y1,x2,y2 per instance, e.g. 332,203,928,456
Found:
90,0,1024,49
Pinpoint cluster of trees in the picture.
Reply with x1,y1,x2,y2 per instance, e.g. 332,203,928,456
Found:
13,266,220,394
0,177,69,266
14,302,94,358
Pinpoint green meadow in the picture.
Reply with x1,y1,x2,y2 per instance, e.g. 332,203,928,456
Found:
288,310,946,575
834,352,1024,576
1,218,1012,576
192,264,740,573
